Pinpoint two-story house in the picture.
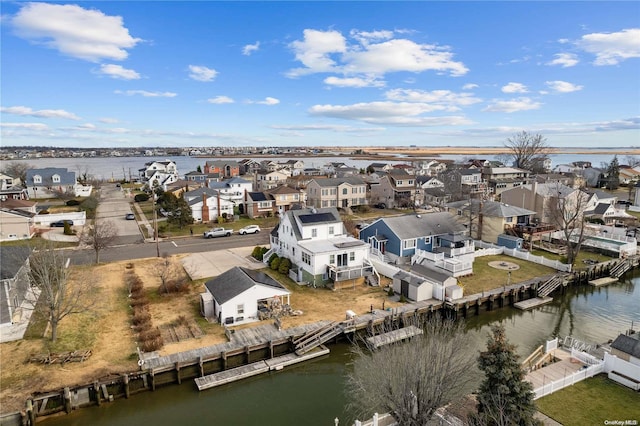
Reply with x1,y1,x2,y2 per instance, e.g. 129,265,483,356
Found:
244,191,278,218
369,170,417,208
208,177,253,205
183,187,235,222
268,207,374,287
25,167,79,198
306,177,368,209
139,160,179,191
256,170,290,191
204,160,240,178
482,167,530,198
266,185,305,212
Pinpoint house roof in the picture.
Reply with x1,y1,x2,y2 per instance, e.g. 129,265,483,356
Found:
285,207,341,241
410,263,452,284
393,270,425,288
0,199,36,210
0,208,35,219
248,191,270,202
310,177,366,187
267,185,299,195
0,246,31,280
611,333,640,358
375,212,466,240
592,203,613,215
446,199,536,218
26,167,76,186
204,267,287,305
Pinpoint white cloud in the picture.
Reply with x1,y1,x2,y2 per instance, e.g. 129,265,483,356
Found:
462,83,478,90
545,80,584,93
385,89,481,110
309,101,473,126
287,29,468,78
258,97,280,105
207,96,235,104
242,42,260,56
483,97,542,113
324,76,385,88
271,124,384,133
501,82,528,94
577,28,640,65
288,29,347,77
188,65,218,82
97,64,140,80
99,117,119,124
76,123,97,130
0,122,49,130
114,90,177,97
547,53,579,68
11,3,141,62
1,106,81,120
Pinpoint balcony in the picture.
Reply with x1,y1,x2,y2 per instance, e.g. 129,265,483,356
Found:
327,263,374,282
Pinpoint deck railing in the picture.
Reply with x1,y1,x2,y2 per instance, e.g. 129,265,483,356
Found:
533,362,604,399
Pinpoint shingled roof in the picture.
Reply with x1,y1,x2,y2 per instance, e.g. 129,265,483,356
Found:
204,267,287,305
611,333,640,358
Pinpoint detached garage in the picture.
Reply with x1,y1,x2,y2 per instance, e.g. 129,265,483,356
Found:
200,267,290,326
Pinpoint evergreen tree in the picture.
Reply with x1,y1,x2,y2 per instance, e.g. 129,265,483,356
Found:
197,165,202,173
473,324,538,426
605,155,620,190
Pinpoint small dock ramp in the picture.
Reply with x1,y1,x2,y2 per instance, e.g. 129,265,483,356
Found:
366,325,423,349
589,276,618,287
195,346,330,391
293,322,342,356
514,297,553,310
609,259,633,278
537,274,565,298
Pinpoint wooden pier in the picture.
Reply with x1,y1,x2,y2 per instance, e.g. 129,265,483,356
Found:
588,277,618,287
195,346,330,391
514,297,553,311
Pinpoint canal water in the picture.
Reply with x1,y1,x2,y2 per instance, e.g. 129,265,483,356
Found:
41,270,639,426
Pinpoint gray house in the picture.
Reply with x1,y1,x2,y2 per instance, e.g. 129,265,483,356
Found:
25,167,78,199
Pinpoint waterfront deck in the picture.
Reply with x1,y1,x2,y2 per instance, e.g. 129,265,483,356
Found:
525,349,586,390
195,346,329,391
514,296,553,310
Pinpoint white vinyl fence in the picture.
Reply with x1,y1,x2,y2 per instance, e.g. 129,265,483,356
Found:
473,241,572,272
533,362,604,399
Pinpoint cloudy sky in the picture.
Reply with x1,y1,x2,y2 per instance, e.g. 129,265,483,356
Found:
1,1,639,148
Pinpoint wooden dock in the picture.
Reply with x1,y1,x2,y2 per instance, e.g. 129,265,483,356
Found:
589,277,618,287
514,296,553,311
366,325,423,349
195,346,329,391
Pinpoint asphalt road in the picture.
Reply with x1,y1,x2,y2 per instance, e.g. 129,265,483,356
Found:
96,184,145,245
68,231,270,265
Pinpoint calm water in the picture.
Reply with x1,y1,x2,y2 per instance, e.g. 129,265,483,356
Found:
4,152,624,181
41,270,640,426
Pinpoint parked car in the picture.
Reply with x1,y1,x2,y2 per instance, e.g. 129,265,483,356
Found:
125,213,135,220
203,227,233,238
238,225,260,235
50,220,73,227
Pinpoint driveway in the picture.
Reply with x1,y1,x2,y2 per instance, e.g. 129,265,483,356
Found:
97,184,144,245
181,246,265,280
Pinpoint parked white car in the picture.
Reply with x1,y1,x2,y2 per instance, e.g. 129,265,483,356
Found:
238,225,261,235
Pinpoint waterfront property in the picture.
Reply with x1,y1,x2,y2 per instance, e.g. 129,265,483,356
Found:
25,167,80,199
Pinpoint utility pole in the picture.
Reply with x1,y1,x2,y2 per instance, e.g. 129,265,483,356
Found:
154,194,159,257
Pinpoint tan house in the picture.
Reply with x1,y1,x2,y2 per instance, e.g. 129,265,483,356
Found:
256,170,289,191
369,171,417,208
266,185,305,212
446,199,536,244
482,167,530,197
306,177,368,209
0,208,35,242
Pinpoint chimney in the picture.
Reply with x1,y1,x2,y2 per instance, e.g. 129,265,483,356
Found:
202,192,209,222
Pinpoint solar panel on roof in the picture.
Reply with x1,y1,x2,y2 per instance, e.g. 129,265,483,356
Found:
298,213,336,223
334,241,365,248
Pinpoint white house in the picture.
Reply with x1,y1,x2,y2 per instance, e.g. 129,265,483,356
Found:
200,267,290,326
269,207,374,287
184,188,235,223
208,177,253,204
139,160,179,191
25,168,79,199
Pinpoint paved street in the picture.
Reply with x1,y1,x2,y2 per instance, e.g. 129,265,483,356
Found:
96,183,144,245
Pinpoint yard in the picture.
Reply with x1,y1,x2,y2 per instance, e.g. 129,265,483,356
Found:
0,255,398,414
536,374,640,424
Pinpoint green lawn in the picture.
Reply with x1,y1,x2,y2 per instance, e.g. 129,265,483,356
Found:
458,255,555,295
536,374,640,425
530,249,613,267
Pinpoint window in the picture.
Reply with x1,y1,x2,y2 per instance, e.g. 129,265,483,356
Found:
342,188,348,195
329,254,335,264
349,252,355,261
329,226,334,235
506,216,513,223
396,180,403,185
403,239,416,249
312,228,317,237
302,252,311,265
408,180,414,185
33,175,42,184
237,304,244,314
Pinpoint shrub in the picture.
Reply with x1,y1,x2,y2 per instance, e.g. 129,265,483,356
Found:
251,246,264,260
260,247,269,259
39,210,50,215
134,193,149,202
387,286,395,297
66,199,80,206
270,257,281,271
132,311,151,326
63,221,74,235
278,258,291,274
268,253,279,264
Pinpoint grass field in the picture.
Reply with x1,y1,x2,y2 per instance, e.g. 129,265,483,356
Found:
536,374,640,425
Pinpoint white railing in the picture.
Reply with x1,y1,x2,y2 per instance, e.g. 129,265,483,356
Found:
545,338,558,353
533,362,604,399
571,348,601,366
472,241,572,272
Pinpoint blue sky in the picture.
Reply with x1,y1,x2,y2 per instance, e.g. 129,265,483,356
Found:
1,1,639,149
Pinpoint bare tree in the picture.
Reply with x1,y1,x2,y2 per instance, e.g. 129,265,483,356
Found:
81,218,117,263
1,161,30,186
549,186,590,266
156,253,183,294
345,319,477,425
27,241,96,342
504,131,550,173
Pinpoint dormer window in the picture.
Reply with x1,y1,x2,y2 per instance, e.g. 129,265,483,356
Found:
33,175,42,184
52,174,61,183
